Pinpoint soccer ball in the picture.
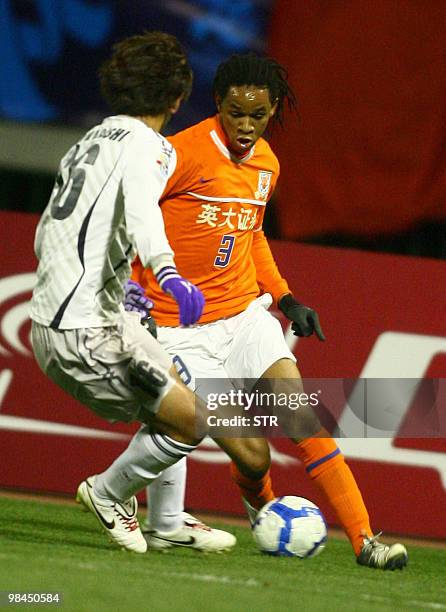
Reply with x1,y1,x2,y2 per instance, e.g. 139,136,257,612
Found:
253,496,327,558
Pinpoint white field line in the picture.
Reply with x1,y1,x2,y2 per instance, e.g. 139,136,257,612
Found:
0,551,260,588
1,553,445,606
69,559,261,588
36,557,446,604
156,570,260,587
362,594,446,610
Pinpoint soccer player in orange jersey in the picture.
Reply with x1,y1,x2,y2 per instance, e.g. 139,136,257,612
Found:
129,54,407,569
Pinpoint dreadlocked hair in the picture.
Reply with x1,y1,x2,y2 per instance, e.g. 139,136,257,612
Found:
212,53,297,127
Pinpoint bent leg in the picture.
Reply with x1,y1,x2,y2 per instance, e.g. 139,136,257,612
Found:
212,436,272,522
260,358,373,556
147,327,232,533
95,369,202,503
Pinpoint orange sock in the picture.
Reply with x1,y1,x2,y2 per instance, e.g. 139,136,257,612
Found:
295,430,372,556
229,462,275,510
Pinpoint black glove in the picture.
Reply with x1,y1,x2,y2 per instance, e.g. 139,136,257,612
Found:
278,294,326,341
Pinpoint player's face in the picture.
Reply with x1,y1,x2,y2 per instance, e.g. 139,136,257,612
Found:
217,86,277,156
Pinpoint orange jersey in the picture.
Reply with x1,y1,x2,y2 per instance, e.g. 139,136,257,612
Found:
133,115,289,325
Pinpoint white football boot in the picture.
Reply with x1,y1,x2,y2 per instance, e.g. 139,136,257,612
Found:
76,476,147,553
357,532,408,570
242,498,259,526
143,512,236,552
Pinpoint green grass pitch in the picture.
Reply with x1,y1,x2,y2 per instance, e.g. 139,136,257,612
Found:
0,496,445,612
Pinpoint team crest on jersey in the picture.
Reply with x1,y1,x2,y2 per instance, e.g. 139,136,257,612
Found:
156,139,173,176
156,152,171,176
255,171,272,200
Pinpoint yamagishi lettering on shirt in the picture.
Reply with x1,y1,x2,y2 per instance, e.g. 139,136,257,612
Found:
30,115,176,329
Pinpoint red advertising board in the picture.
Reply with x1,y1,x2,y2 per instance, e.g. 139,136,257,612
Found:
1,211,445,538
269,0,446,239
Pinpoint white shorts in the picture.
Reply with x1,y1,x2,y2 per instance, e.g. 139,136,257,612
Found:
157,294,296,398
31,311,175,423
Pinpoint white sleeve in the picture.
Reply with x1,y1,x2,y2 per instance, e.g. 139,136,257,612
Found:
121,130,177,268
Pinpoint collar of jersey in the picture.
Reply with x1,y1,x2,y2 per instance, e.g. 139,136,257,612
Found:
210,118,255,164
112,114,157,133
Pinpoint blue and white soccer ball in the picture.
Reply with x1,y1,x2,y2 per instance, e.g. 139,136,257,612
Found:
253,496,327,558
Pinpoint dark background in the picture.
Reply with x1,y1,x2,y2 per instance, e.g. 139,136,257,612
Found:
1,0,445,258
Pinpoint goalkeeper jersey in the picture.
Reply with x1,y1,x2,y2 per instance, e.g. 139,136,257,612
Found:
30,115,175,329
132,115,289,325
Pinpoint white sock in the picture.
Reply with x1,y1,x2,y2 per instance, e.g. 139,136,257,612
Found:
94,425,196,502
146,458,187,533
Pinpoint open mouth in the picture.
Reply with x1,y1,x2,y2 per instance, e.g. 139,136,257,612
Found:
236,136,253,148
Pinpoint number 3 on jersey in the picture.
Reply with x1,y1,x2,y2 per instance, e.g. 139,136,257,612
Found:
214,234,235,268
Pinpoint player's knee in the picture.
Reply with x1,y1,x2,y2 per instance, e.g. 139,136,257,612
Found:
129,355,169,399
155,381,202,446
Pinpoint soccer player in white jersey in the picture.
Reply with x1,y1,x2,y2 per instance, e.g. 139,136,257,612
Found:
29,31,238,554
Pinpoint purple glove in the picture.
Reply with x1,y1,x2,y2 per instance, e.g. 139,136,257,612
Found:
123,280,157,337
124,280,154,316
156,267,205,326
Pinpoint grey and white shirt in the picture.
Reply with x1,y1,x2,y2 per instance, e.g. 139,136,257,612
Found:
30,115,176,329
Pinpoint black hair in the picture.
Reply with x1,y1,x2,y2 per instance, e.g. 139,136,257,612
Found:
212,53,297,127
100,31,192,117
